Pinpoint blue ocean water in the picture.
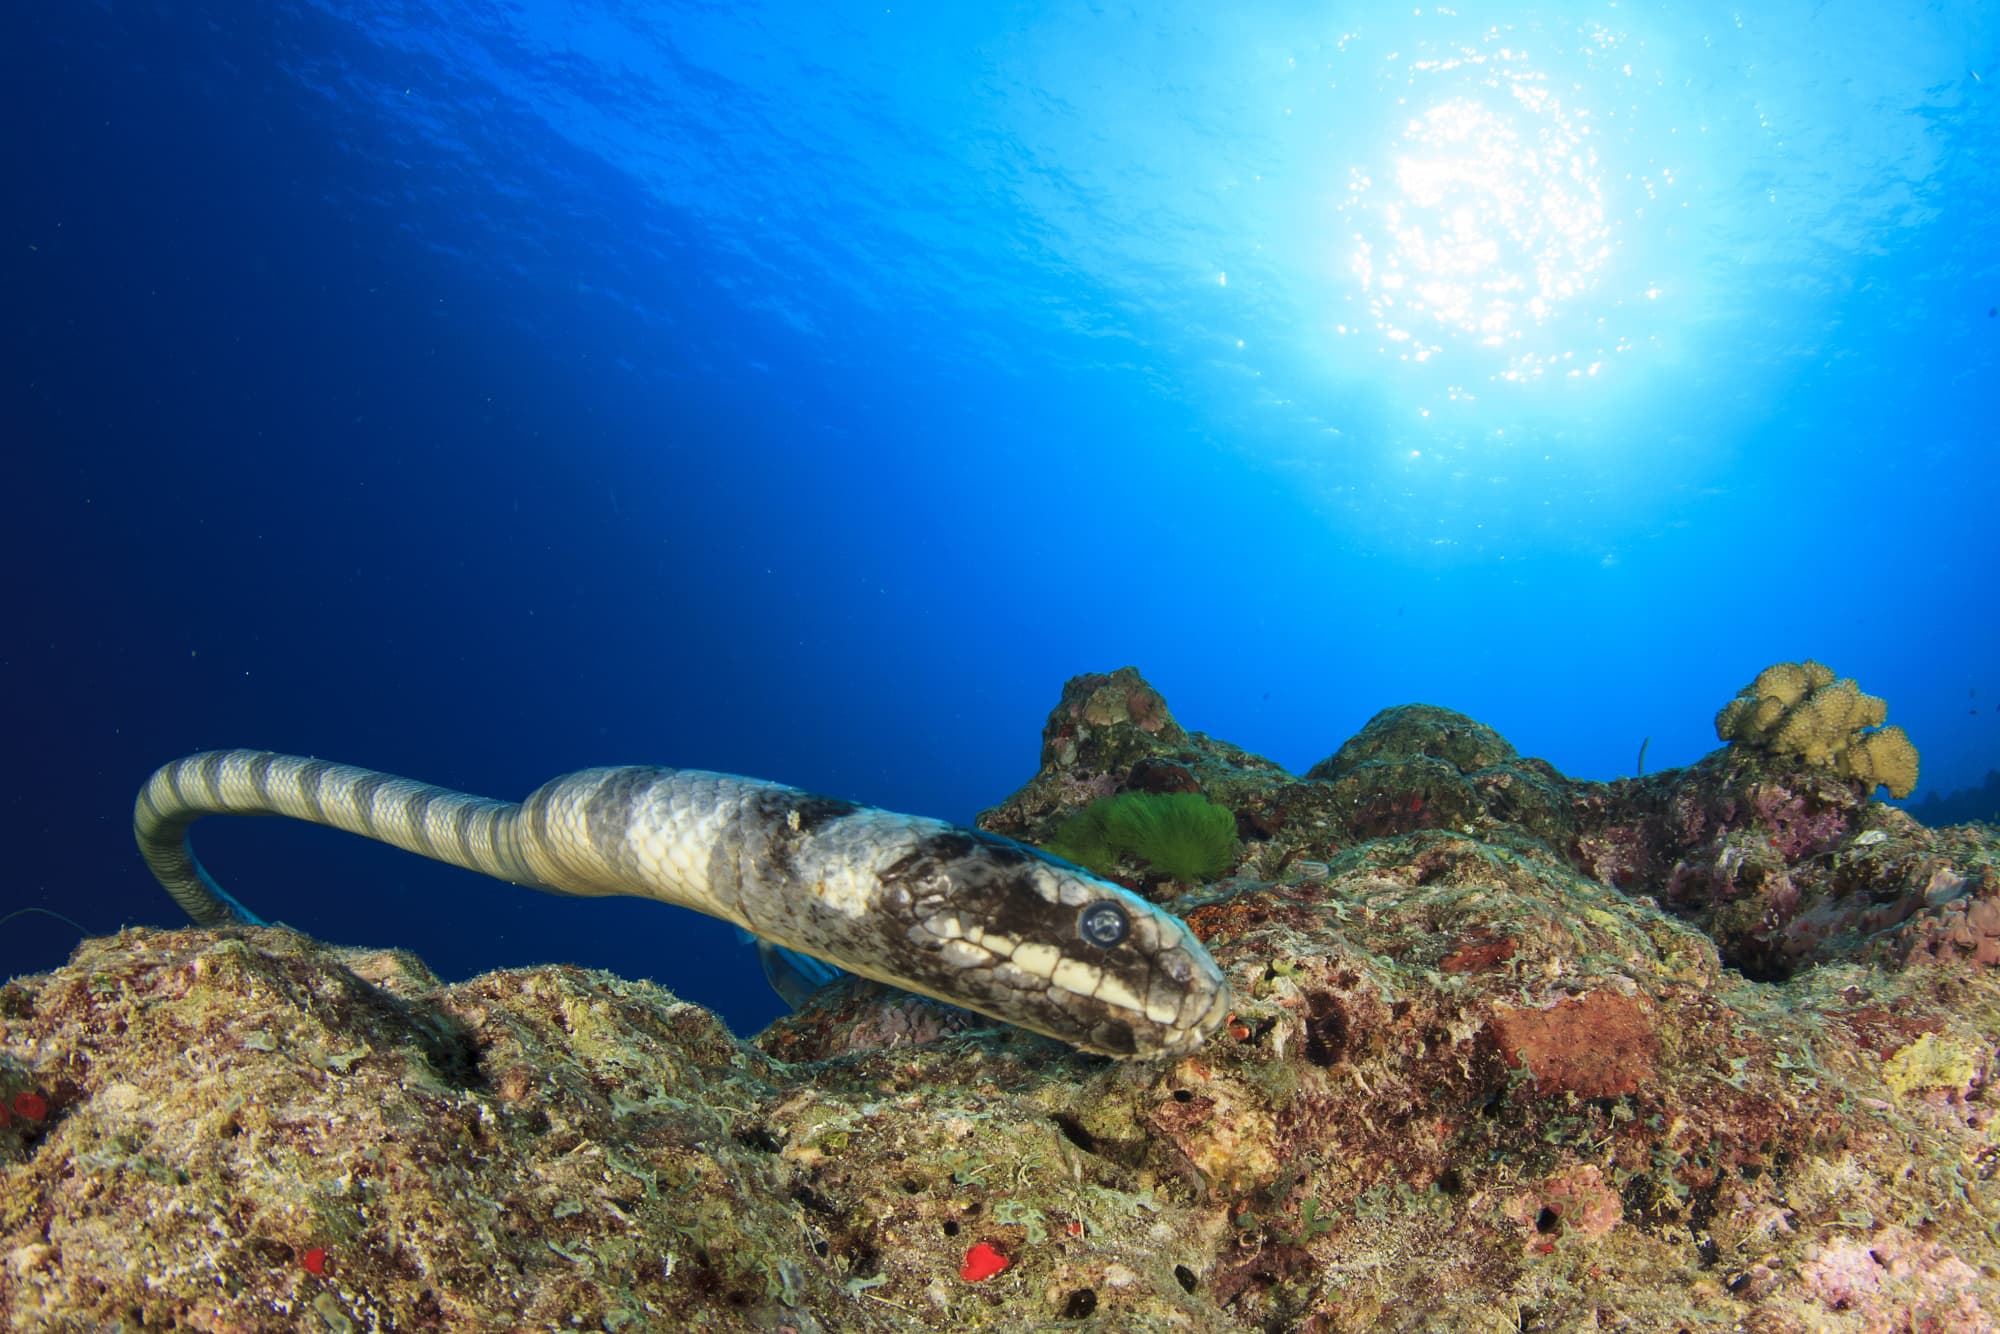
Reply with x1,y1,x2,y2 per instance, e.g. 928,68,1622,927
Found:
3,0,1994,1040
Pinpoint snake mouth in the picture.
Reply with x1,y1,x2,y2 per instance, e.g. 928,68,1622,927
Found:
1075,959,1230,1059
1160,974,1233,1057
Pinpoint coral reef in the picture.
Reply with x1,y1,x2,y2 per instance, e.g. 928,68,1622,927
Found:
3,666,1997,1331
1715,661,1921,799
1569,745,2000,979
985,668,1291,849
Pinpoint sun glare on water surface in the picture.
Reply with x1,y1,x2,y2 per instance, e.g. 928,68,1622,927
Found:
1339,35,1625,386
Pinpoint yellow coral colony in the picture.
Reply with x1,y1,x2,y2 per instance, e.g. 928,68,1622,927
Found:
1715,660,1919,799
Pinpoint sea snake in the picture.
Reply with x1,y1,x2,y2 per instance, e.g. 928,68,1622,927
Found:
133,750,1230,1058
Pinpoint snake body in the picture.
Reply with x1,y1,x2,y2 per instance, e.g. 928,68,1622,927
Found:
134,750,1229,1057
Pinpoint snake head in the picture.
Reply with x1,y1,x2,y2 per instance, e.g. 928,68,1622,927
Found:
868,829,1231,1058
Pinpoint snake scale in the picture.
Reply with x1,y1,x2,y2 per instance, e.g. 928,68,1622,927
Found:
133,750,1230,1057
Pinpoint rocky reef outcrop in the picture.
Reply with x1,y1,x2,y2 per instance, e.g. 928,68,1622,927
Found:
2,668,1995,1332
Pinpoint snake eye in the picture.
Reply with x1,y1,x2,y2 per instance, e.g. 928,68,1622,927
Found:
1077,901,1130,948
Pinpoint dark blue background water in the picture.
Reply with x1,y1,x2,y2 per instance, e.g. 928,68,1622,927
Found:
5,0,1996,1039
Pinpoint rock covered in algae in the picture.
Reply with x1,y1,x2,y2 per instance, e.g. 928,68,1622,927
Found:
986,667,1290,852
1570,744,2000,979
3,668,1997,1332
1307,703,1520,778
